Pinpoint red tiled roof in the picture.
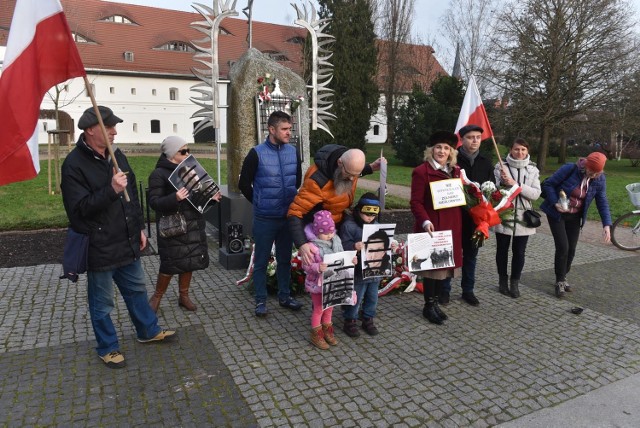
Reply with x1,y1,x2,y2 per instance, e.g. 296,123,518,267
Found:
0,0,305,78
1,0,446,89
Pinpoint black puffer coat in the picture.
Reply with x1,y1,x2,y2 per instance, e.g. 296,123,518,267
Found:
148,154,210,274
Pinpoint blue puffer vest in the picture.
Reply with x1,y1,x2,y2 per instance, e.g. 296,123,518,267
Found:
253,139,298,218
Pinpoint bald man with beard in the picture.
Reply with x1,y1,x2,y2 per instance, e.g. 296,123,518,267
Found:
288,144,385,265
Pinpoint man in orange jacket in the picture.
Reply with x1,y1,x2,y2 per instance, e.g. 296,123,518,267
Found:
287,144,385,265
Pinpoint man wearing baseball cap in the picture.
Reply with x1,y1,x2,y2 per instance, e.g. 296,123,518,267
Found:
61,106,176,369
441,124,494,306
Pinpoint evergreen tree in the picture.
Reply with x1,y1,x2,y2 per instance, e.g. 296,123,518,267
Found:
311,0,379,154
393,76,464,167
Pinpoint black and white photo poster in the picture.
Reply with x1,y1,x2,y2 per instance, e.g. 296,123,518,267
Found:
361,223,395,279
168,155,220,213
321,251,357,310
407,231,455,272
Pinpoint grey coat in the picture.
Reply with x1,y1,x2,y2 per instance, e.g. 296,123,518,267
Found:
493,155,541,236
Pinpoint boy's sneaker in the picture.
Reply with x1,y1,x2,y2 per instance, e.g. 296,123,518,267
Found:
362,318,379,336
279,296,303,311
137,329,176,343
255,302,268,317
563,281,572,292
343,319,360,337
555,281,566,298
100,351,126,369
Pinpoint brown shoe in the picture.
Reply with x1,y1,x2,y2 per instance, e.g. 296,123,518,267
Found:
100,351,126,369
310,326,329,350
322,323,338,345
137,329,177,343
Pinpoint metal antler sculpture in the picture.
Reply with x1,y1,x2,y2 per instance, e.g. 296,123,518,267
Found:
292,1,336,137
190,1,238,135
190,1,238,184
242,0,254,49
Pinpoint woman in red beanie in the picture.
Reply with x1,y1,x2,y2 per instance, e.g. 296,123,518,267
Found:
540,151,612,297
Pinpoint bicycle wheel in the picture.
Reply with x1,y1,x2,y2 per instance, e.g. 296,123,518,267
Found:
611,211,640,251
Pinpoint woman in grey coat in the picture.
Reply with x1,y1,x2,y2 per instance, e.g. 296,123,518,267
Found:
493,138,541,298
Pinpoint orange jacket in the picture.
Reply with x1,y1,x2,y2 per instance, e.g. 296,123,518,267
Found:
287,144,372,247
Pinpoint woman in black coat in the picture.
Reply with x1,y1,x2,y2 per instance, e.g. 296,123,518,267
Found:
147,136,221,312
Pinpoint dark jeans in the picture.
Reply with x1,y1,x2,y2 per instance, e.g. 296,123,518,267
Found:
495,233,530,280
442,234,478,295
547,212,581,282
252,215,294,303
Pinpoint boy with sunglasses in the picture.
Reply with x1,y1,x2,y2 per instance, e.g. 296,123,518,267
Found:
339,193,383,337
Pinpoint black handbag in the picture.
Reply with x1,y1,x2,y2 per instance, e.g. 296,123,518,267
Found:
158,212,187,238
523,209,541,228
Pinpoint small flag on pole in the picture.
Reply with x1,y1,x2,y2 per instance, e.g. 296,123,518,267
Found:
0,0,86,186
454,75,493,146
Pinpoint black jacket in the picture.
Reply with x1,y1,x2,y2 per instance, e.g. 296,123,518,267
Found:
148,154,210,274
61,136,144,272
457,148,495,238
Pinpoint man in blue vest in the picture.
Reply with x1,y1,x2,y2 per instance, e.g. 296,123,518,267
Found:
239,111,303,317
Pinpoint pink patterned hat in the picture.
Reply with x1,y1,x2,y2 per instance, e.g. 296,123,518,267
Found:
312,210,335,235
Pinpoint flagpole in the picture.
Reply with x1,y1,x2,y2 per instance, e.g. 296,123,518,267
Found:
82,76,130,202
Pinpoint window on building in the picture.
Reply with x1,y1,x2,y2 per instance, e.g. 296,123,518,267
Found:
154,41,195,53
71,32,97,44
109,87,115,94
173,124,178,133
287,36,305,44
85,83,95,97
151,120,160,134
133,123,138,133
169,88,178,101
152,89,157,96
373,125,380,136
131,88,136,95
100,15,137,25
123,51,134,62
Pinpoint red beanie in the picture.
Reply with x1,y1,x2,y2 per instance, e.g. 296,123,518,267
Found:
585,152,607,173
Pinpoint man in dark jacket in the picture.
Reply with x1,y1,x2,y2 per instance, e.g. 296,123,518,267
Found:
442,124,495,306
61,106,175,369
238,111,303,317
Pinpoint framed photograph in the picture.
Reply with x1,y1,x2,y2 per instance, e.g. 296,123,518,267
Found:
168,155,220,213
361,224,396,279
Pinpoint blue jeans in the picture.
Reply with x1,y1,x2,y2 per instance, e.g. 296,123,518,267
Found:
442,236,479,295
87,259,161,356
343,278,379,320
252,216,293,303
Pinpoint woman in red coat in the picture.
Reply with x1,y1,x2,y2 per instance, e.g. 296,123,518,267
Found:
410,131,463,325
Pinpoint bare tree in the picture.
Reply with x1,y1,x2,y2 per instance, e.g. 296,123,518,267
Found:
442,0,498,92
490,0,635,171
376,0,415,145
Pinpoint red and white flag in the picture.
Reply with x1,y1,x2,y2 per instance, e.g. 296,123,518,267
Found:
0,0,85,186
454,75,493,145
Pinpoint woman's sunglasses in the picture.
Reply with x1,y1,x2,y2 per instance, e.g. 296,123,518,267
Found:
178,148,190,155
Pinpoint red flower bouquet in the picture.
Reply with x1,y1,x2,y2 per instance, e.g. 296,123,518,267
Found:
460,170,521,247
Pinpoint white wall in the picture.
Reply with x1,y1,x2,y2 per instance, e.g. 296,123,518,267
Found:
40,73,229,145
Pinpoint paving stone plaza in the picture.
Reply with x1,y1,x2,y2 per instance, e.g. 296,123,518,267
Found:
1,218,639,426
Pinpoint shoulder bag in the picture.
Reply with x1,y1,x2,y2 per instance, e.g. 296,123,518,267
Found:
158,211,187,238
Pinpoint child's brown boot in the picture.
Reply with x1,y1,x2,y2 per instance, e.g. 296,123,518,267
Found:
310,326,329,350
322,323,338,346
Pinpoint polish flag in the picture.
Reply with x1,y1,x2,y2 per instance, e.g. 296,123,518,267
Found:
0,0,86,186
454,75,493,146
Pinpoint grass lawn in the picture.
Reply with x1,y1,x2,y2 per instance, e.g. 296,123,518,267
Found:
1,144,637,230
0,155,227,231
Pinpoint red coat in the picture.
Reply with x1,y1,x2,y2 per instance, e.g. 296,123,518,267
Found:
410,161,463,269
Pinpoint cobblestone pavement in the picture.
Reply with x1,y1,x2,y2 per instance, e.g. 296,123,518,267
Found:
1,219,639,426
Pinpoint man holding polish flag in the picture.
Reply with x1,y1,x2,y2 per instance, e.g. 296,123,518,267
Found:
0,0,85,186
441,75,501,307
